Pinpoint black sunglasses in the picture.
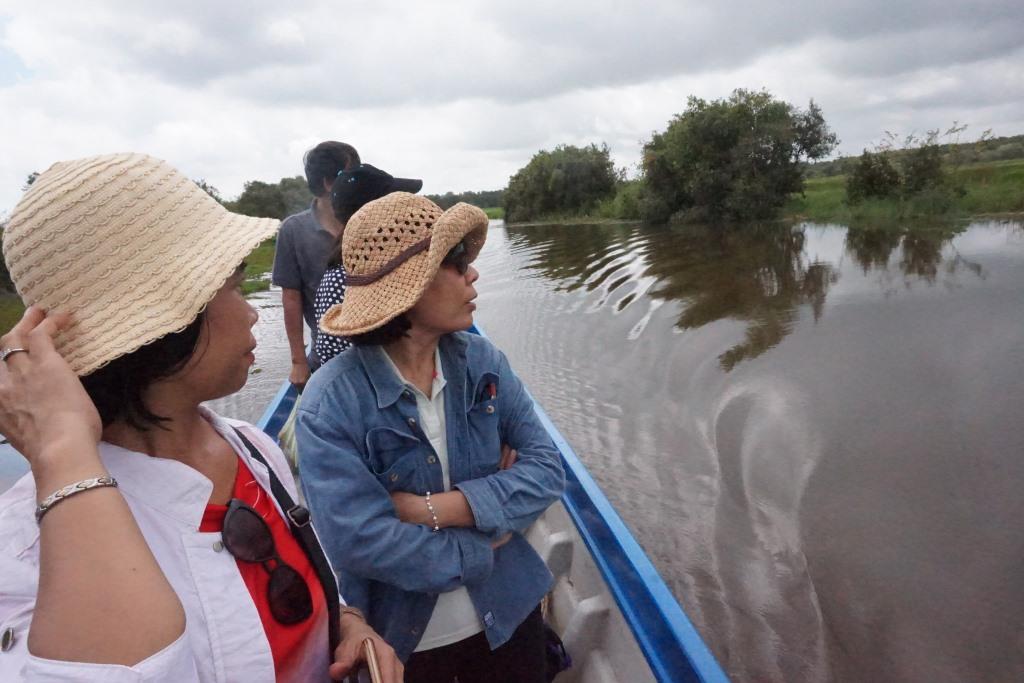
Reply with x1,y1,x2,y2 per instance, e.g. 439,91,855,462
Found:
222,498,313,624
442,240,470,275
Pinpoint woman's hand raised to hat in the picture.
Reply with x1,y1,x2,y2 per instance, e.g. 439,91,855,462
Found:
0,306,102,468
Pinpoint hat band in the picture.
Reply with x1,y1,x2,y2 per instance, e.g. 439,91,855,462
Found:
346,236,432,286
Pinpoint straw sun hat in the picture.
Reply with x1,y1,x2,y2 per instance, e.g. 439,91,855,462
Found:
2,153,279,376
319,192,488,336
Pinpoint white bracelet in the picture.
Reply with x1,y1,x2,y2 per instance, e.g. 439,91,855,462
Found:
36,475,118,523
424,491,440,532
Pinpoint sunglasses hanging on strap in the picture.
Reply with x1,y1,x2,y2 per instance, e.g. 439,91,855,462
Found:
232,428,342,658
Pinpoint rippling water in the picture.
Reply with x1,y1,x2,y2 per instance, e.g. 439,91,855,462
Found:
3,219,1022,682
470,219,1024,683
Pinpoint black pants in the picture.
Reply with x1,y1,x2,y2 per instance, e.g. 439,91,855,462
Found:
405,605,546,683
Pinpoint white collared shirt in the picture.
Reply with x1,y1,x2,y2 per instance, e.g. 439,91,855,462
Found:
0,407,334,683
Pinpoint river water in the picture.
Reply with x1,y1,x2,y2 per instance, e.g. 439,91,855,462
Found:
3,218,1022,682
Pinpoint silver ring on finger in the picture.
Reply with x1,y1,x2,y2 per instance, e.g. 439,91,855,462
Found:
0,348,28,362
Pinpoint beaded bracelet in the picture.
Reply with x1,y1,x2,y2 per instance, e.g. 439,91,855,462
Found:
424,491,440,532
35,475,119,523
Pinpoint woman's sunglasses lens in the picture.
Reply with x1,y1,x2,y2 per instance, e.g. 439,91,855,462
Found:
443,242,470,275
268,564,314,624
222,502,276,562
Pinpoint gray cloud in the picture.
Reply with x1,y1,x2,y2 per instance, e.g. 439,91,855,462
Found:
6,1,1022,107
0,0,1021,210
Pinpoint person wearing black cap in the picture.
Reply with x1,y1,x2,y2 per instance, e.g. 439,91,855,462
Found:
313,164,423,365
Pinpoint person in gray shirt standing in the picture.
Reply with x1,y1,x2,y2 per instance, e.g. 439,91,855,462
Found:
272,141,360,389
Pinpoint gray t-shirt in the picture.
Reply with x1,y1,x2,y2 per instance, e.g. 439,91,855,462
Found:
271,201,336,368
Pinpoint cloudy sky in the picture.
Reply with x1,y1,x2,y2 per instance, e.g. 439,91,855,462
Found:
0,0,1021,213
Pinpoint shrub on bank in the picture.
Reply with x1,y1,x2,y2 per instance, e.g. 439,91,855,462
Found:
846,151,901,202
899,142,949,195
846,126,976,210
596,180,643,220
503,144,618,223
227,176,312,220
640,89,838,223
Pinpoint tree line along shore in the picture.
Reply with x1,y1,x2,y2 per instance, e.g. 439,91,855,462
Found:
2,90,1021,333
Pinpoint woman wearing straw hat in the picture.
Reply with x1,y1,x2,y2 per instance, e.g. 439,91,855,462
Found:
0,154,401,682
297,192,566,683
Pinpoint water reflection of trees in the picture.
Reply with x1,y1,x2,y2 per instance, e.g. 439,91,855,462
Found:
640,225,837,370
844,225,983,284
505,221,988,370
505,222,640,292
505,223,837,370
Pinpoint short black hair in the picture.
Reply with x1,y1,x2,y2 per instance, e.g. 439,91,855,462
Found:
348,314,412,347
81,313,206,430
303,141,361,197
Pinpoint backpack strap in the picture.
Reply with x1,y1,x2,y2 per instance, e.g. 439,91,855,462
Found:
232,427,341,658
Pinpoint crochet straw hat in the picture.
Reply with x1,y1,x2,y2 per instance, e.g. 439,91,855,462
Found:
319,192,488,336
2,153,279,375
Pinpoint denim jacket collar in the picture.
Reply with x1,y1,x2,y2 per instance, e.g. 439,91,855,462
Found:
358,334,469,409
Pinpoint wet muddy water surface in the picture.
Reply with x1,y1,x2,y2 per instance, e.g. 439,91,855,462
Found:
4,219,1022,682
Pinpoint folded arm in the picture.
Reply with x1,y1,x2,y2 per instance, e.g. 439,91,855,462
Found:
297,405,496,594
454,352,566,536
389,444,517,529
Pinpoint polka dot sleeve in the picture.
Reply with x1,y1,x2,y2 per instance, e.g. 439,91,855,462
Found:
314,266,352,364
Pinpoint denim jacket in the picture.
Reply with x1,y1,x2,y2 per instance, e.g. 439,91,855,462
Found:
297,332,565,661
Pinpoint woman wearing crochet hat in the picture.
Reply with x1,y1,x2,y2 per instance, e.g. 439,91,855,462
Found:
0,154,401,682
296,193,566,683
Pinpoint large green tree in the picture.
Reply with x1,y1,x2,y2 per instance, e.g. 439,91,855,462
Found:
278,176,315,216
503,143,618,222
641,89,838,222
227,176,313,219
427,189,504,210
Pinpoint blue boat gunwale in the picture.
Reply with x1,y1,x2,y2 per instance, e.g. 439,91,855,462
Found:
257,328,729,683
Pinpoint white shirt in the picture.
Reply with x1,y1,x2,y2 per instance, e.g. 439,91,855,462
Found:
381,347,485,651
0,408,334,683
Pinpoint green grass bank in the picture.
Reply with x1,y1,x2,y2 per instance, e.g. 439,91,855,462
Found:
0,295,22,336
240,238,277,295
786,159,1024,223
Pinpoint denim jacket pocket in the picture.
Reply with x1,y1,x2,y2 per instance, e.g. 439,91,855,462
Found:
468,372,501,413
366,427,422,477
467,372,501,476
374,452,421,492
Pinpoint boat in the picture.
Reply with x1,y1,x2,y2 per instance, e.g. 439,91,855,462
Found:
0,332,730,683
257,326,730,683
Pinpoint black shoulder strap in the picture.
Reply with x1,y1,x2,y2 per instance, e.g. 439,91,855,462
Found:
232,427,341,657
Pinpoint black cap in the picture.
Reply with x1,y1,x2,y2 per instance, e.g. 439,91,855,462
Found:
332,164,423,208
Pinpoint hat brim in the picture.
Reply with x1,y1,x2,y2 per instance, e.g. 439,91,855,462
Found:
71,206,279,376
389,177,423,194
320,201,487,337
4,153,280,376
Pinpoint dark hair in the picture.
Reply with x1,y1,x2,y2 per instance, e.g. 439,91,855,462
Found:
81,314,206,430
348,314,412,347
325,178,373,269
303,142,360,197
